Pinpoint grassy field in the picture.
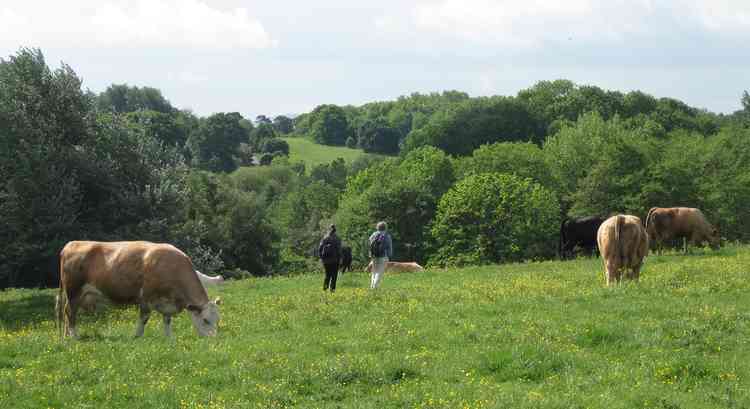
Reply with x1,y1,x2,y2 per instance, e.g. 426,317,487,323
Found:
282,137,381,169
1,247,749,408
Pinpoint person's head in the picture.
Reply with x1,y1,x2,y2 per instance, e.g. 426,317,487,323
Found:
328,224,337,235
376,221,387,232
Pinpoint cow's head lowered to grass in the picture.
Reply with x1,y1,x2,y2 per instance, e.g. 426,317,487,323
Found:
188,297,222,337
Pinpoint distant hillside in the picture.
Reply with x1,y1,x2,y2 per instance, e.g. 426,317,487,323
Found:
282,137,384,169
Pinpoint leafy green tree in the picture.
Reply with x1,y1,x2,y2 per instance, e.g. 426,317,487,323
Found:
569,135,655,217
273,115,294,134
308,104,351,146
260,138,290,156
457,142,555,189
335,147,454,263
430,173,559,266
250,122,277,150
124,110,191,147
97,83,174,113
187,112,249,173
356,119,400,154
310,158,348,191
403,96,541,156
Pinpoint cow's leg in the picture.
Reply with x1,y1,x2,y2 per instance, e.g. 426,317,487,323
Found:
135,303,151,337
66,299,80,339
162,314,173,338
605,260,617,286
631,264,642,282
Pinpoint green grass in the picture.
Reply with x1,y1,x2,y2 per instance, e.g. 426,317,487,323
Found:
2,247,750,408
282,137,381,169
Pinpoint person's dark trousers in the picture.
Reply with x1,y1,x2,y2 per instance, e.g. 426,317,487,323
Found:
323,262,339,292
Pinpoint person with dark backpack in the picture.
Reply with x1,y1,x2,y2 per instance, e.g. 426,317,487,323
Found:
318,224,342,292
368,221,393,289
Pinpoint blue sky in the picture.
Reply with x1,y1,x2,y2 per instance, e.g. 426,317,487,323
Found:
2,0,748,118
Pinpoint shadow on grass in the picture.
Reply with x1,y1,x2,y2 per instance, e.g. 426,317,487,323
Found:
0,292,56,331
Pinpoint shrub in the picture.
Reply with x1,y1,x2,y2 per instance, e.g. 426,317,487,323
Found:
430,173,559,266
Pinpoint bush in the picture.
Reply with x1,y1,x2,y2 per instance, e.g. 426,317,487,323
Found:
429,173,559,266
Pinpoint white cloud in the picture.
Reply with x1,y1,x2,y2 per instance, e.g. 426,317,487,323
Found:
688,0,750,32
397,0,748,47
0,0,275,50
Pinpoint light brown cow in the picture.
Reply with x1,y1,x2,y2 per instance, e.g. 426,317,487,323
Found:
597,215,649,286
365,261,425,273
56,241,221,339
645,207,720,253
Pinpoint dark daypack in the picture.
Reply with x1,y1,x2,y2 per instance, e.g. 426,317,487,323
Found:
370,233,386,258
321,237,337,260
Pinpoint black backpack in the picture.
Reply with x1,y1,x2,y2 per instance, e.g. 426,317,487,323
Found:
321,238,336,260
370,233,386,258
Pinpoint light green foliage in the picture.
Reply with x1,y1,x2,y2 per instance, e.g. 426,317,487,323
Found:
457,142,555,189
336,147,455,263
2,247,750,407
431,173,559,266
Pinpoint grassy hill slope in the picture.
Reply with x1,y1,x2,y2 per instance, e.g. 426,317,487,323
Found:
282,137,382,169
1,247,749,408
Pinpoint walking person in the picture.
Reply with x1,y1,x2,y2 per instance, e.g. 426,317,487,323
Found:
368,221,393,289
319,224,342,292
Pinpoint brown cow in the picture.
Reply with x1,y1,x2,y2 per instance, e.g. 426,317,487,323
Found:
57,241,221,339
597,215,649,286
365,261,425,273
645,207,720,253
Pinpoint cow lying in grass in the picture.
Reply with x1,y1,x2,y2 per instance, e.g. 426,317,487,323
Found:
365,261,425,273
57,241,221,339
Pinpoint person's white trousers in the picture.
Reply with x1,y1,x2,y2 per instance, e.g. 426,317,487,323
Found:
370,257,388,289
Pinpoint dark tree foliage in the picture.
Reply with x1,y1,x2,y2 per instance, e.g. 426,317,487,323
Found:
187,112,249,173
308,104,351,146
97,83,174,113
403,96,542,156
250,122,277,150
261,138,290,156
273,115,294,134
0,49,188,287
124,110,193,148
356,119,400,154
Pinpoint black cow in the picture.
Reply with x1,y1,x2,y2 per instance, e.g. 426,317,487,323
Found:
559,216,606,259
340,246,352,273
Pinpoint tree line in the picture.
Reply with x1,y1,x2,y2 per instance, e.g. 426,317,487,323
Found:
2,47,750,288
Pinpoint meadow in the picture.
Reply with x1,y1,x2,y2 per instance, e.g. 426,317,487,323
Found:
1,246,749,408
282,137,382,169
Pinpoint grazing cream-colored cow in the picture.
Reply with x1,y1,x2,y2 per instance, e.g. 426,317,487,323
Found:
365,261,425,273
56,241,221,339
597,215,649,286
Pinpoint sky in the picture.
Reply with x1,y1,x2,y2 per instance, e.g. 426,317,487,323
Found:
1,0,748,118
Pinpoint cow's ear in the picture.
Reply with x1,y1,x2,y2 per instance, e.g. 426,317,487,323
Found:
187,304,202,312
214,297,222,305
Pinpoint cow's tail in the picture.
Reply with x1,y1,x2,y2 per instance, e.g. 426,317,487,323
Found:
559,219,567,259
615,215,625,266
56,254,68,340
644,207,658,233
